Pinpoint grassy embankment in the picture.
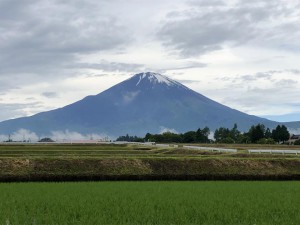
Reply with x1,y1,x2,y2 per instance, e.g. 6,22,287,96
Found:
0,143,299,181
0,181,299,225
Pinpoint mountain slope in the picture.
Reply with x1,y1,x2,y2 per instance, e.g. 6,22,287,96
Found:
0,72,279,136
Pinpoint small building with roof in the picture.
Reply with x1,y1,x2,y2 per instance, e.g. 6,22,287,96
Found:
287,134,300,145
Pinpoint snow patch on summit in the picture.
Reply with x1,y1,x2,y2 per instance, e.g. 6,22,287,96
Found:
147,73,173,86
136,74,146,86
135,72,182,87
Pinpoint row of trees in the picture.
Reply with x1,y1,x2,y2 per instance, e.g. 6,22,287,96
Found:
116,124,291,144
117,127,210,143
145,127,210,143
214,124,290,144
116,134,144,142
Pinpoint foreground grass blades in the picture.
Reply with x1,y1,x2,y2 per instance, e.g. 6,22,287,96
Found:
0,181,299,225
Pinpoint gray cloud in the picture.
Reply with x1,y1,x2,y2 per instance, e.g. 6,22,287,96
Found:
223,86,298,108
74,60,145,72
147,61,207,73
0,102,43,121
239,75,257,82
188,0,225,7
158,0,300,56
0,0,299,123
216,70,292,84
288,69,300,74
176,79,200,84
0,0,148,99
255,72,272,79
0,0,133,84
275,79,298,88
170,61,207,70
195,68,299,120
41,92,58,98
238,72,273,82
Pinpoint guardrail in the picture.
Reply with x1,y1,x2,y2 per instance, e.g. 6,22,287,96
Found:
155,144,172,148
115,142,237,153
114,141,155,145
248,149,300,155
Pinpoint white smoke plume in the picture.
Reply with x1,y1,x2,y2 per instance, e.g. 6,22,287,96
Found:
159,126,179,134
0,129,39,142
0,129,110,142
49,130,109,141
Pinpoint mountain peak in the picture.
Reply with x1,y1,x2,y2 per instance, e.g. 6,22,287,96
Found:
131,72,184,89
0,71,280,137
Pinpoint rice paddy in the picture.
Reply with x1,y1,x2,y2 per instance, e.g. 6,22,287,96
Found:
0,181,299,225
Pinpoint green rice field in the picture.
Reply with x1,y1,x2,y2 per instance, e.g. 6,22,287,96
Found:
0,181,299,225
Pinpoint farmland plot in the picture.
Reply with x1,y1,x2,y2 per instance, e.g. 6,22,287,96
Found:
0,181,299,225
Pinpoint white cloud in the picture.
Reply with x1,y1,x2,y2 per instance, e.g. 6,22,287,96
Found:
158,0,300,56
0,128,111,141
50,130,109,141
0,129,39,142
159,126,179,134
123,91,140,104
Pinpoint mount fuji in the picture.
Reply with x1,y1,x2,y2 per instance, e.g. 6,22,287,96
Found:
0,72,279,137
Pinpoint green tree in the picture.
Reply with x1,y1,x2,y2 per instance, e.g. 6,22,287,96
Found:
195,127,210,143
116,134,143,142
161,132,182,143
145,133,152,142
248,124,265,143
257,138,276,145
222,137,234,143
236,133,250,144
214,127,230,143
214,124,241,143
183,131,196,143
294,139,300,145
272,125,290,143
265,128,272,139
230,123,240,141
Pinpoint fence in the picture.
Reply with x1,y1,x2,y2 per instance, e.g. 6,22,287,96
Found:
248,149,300,155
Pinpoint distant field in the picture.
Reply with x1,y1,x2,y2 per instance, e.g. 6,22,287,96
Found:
0,181,299,225
0,143,299,181
1,143,300,158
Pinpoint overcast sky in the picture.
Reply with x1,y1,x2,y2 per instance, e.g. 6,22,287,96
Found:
0,0,300,122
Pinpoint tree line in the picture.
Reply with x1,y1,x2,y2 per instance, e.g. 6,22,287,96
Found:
116,124,291,144
214,124,289,144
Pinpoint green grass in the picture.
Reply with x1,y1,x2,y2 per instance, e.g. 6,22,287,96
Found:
0,181,299,225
